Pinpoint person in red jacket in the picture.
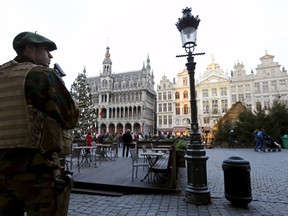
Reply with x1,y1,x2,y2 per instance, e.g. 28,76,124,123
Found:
86,132,93,146
86,132,93,153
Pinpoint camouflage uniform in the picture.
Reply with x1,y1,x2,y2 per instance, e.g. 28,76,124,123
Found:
0,32,79,216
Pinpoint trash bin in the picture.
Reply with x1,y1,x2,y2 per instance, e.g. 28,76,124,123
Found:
222,156,252,206
281,135,288,149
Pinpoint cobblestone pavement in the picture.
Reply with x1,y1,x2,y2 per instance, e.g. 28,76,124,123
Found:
68,148,288,216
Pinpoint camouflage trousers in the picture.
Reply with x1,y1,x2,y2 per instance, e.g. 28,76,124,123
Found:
0,149,71,216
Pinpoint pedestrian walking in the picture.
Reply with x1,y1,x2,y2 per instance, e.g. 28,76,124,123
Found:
255,129,265,152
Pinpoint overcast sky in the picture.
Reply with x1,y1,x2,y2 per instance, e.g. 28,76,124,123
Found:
1,0,287,89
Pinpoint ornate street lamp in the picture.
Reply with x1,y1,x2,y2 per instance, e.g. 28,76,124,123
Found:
176,7,211,205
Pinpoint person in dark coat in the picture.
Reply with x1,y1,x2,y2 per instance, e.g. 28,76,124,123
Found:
122,129,133,157
228,129,235,148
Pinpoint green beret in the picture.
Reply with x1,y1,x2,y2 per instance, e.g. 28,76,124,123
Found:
13,31,57,51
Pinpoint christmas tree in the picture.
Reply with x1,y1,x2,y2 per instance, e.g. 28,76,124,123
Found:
70,67,94,135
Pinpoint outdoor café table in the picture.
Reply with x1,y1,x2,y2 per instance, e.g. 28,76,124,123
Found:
156,145,171,148
99,144,112,161
74,146,97,166
140,152,164,182
151,148,169,153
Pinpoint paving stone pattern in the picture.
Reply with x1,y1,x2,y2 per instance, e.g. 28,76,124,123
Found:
69,148,288,216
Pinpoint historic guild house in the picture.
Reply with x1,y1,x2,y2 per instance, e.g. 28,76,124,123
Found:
86,47,156,136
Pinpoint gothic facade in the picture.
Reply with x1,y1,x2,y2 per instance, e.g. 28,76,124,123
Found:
86,47,156,136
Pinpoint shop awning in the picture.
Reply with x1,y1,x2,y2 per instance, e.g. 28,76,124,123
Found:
158,128,173,133
173,127,187,133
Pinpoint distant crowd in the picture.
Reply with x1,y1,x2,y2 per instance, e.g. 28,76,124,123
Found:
73,130,179,144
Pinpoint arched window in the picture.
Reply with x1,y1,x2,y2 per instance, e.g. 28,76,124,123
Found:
183,91,188,99
184,104,189,114
175,92,180,99
102,79,107,87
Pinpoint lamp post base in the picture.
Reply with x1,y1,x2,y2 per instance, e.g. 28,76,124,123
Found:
184,137,211,205
185,185,211,205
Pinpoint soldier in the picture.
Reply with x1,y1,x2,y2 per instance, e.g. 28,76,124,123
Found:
0,32,79,215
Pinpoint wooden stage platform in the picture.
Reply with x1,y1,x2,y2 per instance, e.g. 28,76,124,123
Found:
71,155,183,196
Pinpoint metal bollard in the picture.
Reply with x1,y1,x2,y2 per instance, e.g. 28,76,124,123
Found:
222,156,252,206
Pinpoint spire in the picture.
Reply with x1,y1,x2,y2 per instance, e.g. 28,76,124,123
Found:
142,61,146,71
102,46,112,75
83,65,86,74
105,47,110,59
146,54,151,71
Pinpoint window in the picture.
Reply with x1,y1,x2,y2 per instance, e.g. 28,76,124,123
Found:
175,92,180,99
221,99,228,113
168,91,172,99
183,104,189,114
212,100,218,114
238,94,244,102
158,116,162,125
264,96,270,110
263,81,268,93
158,92,162,100
163,103,167,112
163,92,167,100
212,88,217,96
245,93,251,103
163,115,167,125
183,77,188,86
168,115,172,125
202,89,208,97
158,104,162,112
175,118,180,125
102,79,107,87
168,103,172,112
183,91,188,99
183,118,190,124
231,86,236,93
220,87,227,96
203,101,209,114
95,95,99,104
256,101,262,111
245,84,250,91
232,94,237,103
238,85,243,92
254,83,260,93
271,81,277,91
175,103,180,115
279,80,286,90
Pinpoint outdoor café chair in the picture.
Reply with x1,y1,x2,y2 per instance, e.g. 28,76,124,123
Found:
65,147,81,173
130,149,149,181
